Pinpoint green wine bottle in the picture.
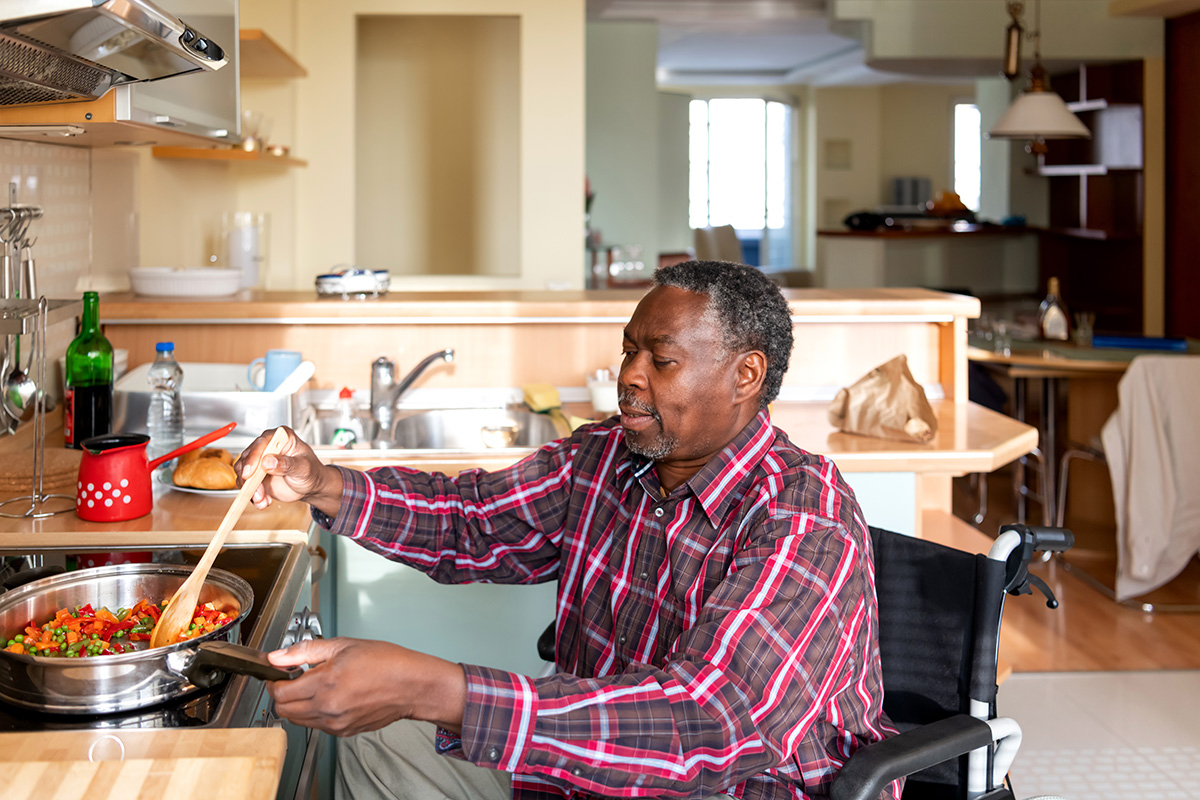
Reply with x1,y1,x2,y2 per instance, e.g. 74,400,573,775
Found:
64,291,113,449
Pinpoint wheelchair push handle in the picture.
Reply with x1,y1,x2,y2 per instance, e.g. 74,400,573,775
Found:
1021,526,1075,553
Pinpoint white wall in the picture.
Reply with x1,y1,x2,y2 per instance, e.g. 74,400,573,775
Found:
586,21,660,274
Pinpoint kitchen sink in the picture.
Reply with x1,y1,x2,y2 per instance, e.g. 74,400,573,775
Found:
303,405,563,451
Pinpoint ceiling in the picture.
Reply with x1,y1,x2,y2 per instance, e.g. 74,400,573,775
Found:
585,0,979,87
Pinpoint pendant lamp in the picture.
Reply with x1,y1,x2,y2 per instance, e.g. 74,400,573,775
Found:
986,0,1090,154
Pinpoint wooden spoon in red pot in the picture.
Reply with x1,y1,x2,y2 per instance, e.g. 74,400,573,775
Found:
150,428,291,649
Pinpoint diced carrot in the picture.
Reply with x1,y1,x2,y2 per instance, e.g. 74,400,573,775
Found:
5,644,23,654
66,631,79,644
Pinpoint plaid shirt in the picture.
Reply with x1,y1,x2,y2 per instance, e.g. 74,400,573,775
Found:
324,411,899,800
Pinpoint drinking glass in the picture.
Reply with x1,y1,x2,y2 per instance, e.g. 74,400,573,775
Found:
992,320,1012,356
1072,312,1095,347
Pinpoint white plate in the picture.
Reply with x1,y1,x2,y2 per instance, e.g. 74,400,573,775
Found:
130,267,242,298
155,468,239,497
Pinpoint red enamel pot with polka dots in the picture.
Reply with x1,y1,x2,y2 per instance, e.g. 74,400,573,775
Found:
75,422,238,522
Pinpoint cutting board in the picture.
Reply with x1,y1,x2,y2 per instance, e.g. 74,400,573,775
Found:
0,728,287,800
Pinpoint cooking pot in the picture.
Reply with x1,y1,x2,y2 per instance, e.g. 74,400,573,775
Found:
75,422,237,522
0,563,299,714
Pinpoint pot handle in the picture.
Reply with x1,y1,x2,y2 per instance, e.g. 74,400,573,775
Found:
186,640,304,689
148,422,238,470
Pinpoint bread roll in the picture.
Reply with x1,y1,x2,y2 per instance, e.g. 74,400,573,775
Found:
178,447,234,466
173,457,238,490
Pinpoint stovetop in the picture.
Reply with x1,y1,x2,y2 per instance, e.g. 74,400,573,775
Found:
0,541,309,731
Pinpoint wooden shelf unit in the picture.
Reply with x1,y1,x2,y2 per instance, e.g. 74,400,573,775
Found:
239,29,307,79
151,146,306,167
1039,61,1146,335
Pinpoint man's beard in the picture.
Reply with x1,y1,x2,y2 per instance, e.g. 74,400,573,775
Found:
618,389,678,461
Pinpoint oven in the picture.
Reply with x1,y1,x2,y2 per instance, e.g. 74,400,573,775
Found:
0,538,325,800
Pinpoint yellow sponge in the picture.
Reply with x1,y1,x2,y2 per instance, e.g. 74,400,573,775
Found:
522,383,561,413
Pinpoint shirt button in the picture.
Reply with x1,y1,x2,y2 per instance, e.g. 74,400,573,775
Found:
654,507,664,518
487,747,500,761
572,767,583,777
640,571,649,580
618,635,626,644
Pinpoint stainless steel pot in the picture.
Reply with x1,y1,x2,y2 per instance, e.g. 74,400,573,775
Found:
0,563,299,715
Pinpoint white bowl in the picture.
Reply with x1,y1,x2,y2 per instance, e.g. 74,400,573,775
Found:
129,267,242,298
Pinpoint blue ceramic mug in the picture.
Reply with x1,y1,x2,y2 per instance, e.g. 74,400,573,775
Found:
248,349,302,392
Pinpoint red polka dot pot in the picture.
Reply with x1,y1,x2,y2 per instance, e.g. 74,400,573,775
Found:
75,434,157,522
75,423,237,522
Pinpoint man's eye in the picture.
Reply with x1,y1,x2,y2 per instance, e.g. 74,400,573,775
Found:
621,349,635,359
653,359,673,368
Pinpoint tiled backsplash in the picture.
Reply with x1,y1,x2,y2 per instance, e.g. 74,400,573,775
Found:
0,139,138,411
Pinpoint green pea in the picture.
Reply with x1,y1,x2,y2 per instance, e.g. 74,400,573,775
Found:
13,634,23,643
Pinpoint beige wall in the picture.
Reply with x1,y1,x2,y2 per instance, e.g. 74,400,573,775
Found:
814,85,883,231
295,0,585,291
356,15,520,279
879,82,973,203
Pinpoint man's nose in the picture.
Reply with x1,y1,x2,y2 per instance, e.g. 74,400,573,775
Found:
619,356,648,390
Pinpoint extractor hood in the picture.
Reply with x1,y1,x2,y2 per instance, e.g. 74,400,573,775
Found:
0,0,228,107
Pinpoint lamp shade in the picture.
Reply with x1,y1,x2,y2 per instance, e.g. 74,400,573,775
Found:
988,88,1091,140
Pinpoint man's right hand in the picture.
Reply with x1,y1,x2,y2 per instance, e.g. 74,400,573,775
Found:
235,426,344,516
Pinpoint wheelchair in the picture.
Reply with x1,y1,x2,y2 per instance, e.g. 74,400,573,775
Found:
535,523,1075,800
830,523,1074,800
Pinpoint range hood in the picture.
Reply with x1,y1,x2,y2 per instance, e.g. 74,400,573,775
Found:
0,0,228,107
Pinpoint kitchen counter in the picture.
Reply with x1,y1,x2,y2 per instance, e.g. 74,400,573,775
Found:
98,287,980,322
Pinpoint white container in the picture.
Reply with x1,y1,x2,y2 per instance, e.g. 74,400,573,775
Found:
130,267,241,298
223,211,269,289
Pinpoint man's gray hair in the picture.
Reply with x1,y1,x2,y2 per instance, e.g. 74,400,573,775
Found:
653,260,793,408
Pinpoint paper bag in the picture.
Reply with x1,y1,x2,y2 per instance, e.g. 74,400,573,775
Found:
827,355,938,443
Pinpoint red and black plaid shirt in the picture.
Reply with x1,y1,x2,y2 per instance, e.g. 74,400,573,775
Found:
324,411,899,800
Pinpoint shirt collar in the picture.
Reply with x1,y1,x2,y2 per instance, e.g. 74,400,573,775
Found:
627,410,776,527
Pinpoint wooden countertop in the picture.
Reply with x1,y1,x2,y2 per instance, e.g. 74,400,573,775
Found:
0,396,1031,544
96,288,980,322
1,728,286,800
0,419,312,546
323,399,1036,478
818,224,1033,239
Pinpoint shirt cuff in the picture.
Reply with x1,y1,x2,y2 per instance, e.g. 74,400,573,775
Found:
458,663,538,774
309,465,372,539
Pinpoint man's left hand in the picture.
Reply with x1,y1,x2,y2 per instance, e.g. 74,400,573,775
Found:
266,637,467,737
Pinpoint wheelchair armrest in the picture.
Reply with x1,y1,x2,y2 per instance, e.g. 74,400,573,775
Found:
830,715,995,800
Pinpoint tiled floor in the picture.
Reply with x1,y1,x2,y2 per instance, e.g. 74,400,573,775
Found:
1000,671,1200,799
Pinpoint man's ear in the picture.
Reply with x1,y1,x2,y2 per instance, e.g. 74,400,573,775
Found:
733,351,767,405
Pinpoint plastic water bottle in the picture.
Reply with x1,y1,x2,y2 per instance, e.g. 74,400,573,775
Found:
146,342,184,461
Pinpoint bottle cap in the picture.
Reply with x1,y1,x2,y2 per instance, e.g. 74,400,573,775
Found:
155,342,174,352
339,387,353,399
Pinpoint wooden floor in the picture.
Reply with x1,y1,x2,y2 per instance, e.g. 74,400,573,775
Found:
947,467,1200,673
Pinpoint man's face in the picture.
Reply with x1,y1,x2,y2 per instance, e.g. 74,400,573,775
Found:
618,286,747,468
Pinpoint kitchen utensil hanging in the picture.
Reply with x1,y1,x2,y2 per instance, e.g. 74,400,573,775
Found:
0,296,73,518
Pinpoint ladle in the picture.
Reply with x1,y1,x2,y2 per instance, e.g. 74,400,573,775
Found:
150,427,290,649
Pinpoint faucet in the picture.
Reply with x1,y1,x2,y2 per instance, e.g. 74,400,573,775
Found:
370,348,455,436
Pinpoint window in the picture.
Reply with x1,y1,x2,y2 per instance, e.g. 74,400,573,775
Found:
689,98,793,267
953,103,982,212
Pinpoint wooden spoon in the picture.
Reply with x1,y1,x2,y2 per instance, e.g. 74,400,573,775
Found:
150,428,291,649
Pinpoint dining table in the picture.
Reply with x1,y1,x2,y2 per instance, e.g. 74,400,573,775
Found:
967,335,1200,526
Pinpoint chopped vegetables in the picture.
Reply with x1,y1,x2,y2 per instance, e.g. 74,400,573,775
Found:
4,598,237,658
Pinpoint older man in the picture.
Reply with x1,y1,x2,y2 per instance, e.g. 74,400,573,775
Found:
237,261,898,800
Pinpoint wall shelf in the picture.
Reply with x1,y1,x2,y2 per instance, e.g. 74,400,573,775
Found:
151,147,306,167
240,29,307,79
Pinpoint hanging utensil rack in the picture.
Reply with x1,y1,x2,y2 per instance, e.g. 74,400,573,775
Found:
0,183,78,517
